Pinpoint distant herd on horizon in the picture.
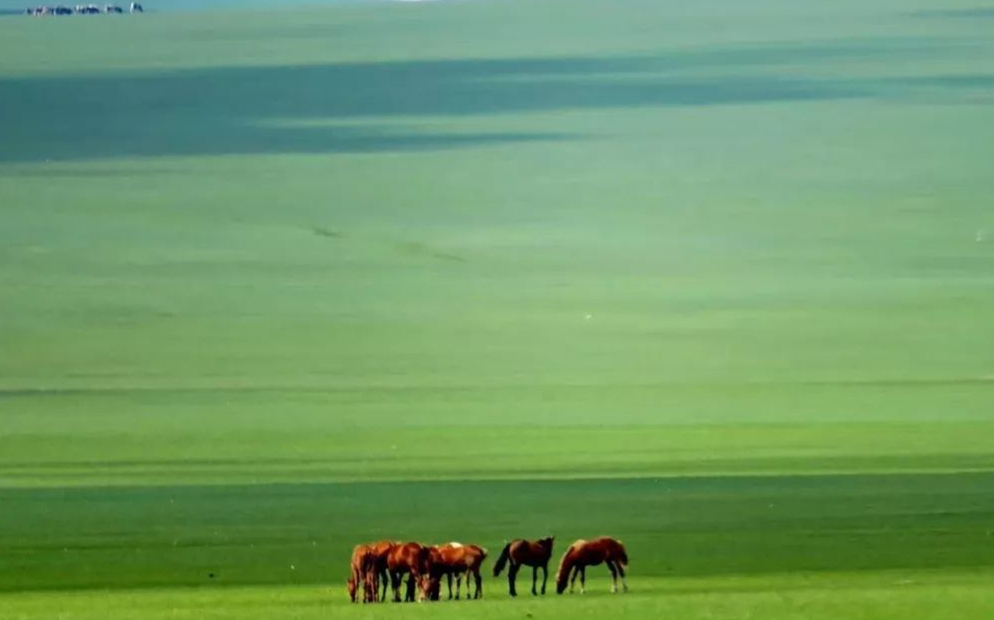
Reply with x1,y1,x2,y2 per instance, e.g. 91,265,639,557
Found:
348,536,629,603
23,2,141,14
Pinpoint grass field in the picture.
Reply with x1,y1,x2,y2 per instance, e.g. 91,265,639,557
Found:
2,0,994,618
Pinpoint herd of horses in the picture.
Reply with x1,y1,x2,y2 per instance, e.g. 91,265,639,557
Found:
347,536,629,603
24,2,141,15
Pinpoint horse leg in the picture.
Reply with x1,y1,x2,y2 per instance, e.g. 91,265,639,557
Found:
580,567,586,594
569,566,579,593
541,563,548,595
380,568,389,602
405,573,415,602
531,566,538,595
445,573,452,600
475,568,483,599
608,561,618,594
508,563,519,597
390,571,402,603
371,569,381,603
617,561,629,593
455,572,462,600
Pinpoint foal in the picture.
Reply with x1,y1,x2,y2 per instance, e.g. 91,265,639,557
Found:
555,537,629,594
492,536,555,596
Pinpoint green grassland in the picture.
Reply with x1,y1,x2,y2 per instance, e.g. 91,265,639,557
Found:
2,0,994,618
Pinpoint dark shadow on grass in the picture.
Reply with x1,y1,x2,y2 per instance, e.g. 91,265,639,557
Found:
0,38,977,163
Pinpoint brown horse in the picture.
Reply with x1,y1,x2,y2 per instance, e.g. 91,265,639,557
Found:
420,543,488,601
346,544,376,603
555,537,629,594
386,541,431,602
365,540,394,602
492,536,555,596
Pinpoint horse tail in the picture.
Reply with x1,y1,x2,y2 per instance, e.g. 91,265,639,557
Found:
492,542,511,576
616,541,629,568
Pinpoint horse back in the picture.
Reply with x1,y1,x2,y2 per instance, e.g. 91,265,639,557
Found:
511,538,553,565
590,536,627,564
387,542,424,571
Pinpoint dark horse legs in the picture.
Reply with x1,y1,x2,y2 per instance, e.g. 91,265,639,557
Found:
507,563,519,597
607,560,629,593
473,568,483,599
405,573,417,602
507,563,547,597
617,560,629,592
569,566,586,593
390,570,403,602
390,570,416,602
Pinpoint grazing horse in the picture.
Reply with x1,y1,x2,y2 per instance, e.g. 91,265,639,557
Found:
386,542,430,602
420,543,488,601
365,540,394,602
346,544,376,603
555,537,629,594
493,536,554,596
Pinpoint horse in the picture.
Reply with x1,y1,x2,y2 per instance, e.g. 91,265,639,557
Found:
420,543,488,601
555,537,629,594
129,1,142,11
493,536,554,596
346,544,376,603
386,542,430,602
365,540,394,602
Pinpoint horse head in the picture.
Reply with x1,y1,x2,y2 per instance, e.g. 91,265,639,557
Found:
417,573,440,602
346,575,358,602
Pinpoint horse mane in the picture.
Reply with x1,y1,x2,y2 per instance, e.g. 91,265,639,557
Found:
555,540,584,585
